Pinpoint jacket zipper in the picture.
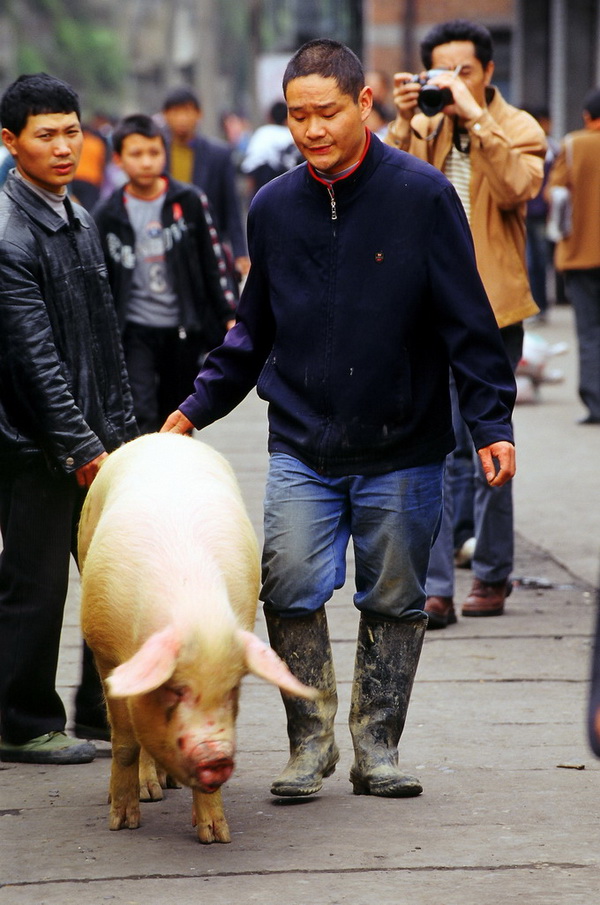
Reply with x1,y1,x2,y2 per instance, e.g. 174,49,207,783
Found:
316,182,338,473
326,183,338,221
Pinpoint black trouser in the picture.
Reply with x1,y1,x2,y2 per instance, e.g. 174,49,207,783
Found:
0,460,85,744
123,322,207,433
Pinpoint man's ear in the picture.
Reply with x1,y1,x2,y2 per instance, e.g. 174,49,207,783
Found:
359,85,374,122
483,61,495,87
1,128,17,157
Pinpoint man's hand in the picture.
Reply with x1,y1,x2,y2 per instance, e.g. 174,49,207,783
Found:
425,68,483,123
235,255,251,278
74,452,108,488
392,72,422,121
160,410,194,435
391,68,484,126
477,441,515,488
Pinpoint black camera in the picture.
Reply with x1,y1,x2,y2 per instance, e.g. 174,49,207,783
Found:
410,69,454,117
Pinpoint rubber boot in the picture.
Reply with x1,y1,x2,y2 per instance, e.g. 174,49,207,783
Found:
349,612,427,797
265,607,339,797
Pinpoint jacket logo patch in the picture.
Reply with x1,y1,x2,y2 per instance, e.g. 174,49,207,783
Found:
375,251,384,263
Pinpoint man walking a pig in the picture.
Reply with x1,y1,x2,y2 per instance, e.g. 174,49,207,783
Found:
163,40,516,799
0,74,137,764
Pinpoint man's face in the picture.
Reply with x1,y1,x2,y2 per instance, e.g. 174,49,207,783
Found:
1,111,83,194
430,40,493,108
116,133,166,195
285,75,372,175
163,103,201,142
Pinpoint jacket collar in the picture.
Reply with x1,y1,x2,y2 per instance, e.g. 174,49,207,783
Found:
110,174,189,224
4,171,89,233
306,128,383,198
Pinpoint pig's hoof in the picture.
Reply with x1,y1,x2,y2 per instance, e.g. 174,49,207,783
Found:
109,805,141,830
139,779,164,802
196,819,231,844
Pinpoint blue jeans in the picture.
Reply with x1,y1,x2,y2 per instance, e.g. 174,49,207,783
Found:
261,454,444,621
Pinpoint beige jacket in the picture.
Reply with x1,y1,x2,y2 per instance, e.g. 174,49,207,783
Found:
386,86,545,327
548,127,600,271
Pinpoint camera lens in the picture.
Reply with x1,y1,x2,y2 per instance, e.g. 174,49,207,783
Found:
418,84,453,117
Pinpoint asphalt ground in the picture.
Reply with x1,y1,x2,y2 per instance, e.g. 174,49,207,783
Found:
1,303,598,904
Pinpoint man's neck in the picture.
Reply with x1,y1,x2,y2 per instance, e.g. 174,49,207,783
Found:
125,176,167,201
14,169,69,220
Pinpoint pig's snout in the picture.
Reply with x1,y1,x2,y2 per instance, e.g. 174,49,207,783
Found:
195,757,234,792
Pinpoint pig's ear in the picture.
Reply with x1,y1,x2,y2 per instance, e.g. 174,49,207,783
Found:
106,626,181,697
239,630,320,701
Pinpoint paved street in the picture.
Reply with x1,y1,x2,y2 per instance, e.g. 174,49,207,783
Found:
1,303,598,904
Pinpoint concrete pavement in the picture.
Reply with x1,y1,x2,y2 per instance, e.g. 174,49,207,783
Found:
1,303,598,904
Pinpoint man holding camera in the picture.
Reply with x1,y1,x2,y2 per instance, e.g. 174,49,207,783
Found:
386,19,546,626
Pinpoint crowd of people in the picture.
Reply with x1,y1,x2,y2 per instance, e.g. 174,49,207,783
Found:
0,17,598,787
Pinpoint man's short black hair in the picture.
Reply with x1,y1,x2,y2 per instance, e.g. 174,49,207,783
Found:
583,88,600,120
283,39,364,103
112,113,166,155
0,72,80,136
420,19,494,70
162,87,201,112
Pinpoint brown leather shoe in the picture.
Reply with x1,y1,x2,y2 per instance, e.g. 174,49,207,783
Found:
424,596,457,630
461,578,512,617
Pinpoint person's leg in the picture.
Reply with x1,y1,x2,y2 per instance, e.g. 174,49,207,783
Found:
564,269,600,421
156,329,205,426
450,381,476,554
463,322,523,616
424,461,457,628
261,454,349,796
0,463,95,762
526,217,549,315
425,377,470,628
350,463,443,621
347,463,442,796
123,322,161,433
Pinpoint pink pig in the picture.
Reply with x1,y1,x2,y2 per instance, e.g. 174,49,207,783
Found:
78,432,316,843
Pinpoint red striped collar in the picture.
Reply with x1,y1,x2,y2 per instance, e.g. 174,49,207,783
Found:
308,127,371,185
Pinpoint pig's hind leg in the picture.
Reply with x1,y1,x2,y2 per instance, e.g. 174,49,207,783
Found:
106,697,142,830
139,747,165,801
139,748,181,800
192,788,231,844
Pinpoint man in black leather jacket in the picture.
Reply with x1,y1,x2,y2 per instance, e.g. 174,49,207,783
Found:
0,74,138,764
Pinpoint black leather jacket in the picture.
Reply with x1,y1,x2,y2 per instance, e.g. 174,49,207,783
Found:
0,173,138,473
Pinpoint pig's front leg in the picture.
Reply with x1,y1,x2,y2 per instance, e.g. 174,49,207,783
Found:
107,697,141,830
192,788,231,844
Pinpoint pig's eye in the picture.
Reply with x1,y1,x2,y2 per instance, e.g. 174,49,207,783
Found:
163,684,186,718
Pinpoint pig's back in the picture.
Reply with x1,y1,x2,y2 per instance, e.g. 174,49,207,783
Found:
79,434,260,658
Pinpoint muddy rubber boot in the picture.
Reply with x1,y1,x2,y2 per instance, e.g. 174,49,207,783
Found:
349,612,427,797
265,607,339,797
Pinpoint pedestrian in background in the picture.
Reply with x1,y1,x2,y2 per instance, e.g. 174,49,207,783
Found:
525,107,559,323
240,100,301,198
386,18,545,627
162,39,516,802
161,87,250,281
0,73,137,764
93,113,235,434
547,88,600,425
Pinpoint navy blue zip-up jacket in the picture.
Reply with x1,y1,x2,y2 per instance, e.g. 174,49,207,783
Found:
180,134,516,477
